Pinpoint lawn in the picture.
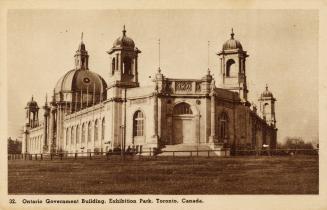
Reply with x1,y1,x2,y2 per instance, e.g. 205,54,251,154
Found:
8,155,318,194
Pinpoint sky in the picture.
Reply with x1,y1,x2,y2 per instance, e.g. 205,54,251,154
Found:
7,9,318,143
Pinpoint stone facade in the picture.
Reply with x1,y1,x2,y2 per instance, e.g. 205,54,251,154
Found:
22,27,277,156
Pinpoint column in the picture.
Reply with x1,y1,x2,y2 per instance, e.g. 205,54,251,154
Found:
74,126,77,153
32,138,34,153
57,105,62,151
59,106,64,151
132,59,135,75
49,108,56,152
157,97,161,139
152,92,158,143
92,122,95,152
43,113,48,152
135,56,138,82
56,107,60,151
41,136,43,153
22,128,28,154
209,93,216,144
116,54,118,70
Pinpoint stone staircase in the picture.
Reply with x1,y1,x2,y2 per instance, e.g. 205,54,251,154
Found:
157,143,229,157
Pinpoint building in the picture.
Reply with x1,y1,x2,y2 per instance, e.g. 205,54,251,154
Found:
22,26,277,156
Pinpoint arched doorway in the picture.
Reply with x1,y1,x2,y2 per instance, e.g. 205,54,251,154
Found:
172,102,195,144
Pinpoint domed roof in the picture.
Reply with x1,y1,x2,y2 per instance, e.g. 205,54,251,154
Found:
261,85,274,98
26,96,38,107
222,29,243,51
54,69,107,99
112,25,135,49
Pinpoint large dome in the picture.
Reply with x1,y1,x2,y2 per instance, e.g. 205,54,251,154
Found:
53,36,107,104
222,30,243,51
54,69,107,101
112,25,135,49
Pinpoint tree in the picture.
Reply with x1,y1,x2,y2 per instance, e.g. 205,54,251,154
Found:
283,137,313,149
8,137,22,154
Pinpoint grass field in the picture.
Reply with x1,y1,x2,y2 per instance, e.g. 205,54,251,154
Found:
8,155,318,194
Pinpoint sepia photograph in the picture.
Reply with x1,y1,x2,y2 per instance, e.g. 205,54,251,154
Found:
1,1,326,210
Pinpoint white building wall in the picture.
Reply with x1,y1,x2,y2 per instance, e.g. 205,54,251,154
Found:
125,96,155,149
26,126,43,154
62,103,109,154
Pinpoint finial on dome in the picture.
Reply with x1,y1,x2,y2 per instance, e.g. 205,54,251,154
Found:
45,93,48,105
122,25,126,36
77,32,86,52
31,95,34,101
231,28,235,39
265,84,268,90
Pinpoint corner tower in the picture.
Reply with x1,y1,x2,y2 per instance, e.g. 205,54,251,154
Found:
25,96,39,128
107,25,141,88
217,29,249,104
259,85,276,128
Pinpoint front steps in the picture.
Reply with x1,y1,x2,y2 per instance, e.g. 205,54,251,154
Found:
157,143,230,157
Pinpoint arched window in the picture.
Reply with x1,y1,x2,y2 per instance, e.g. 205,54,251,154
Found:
101,118,105,140
226,59,236,77
71,126,75,144
76,125,80,144
133,111,144,137
94,120,99,143
81,57,86,68
123,57,132,75
111,58,115,75
173,102,193,115
263,103,269,120
218,112,229,142
66,128,70,146
82,123,86,143
88,122,92,143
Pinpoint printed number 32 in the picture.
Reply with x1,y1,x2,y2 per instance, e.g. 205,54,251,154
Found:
9,199,16,204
